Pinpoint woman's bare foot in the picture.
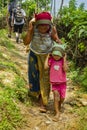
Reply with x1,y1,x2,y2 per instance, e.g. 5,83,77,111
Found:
39,95,47,112
39,106,47,113
52,112,60,122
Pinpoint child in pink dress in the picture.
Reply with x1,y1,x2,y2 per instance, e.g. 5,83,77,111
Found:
44,43,67,121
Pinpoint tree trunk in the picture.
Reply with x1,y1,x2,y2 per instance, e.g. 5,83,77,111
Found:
45,0,47,11
36,0,39,13
57,0,64,18
54,0,56,18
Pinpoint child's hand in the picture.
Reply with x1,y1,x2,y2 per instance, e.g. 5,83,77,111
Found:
44,53,51,69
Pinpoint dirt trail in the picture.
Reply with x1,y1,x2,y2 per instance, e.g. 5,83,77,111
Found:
12,38,79,130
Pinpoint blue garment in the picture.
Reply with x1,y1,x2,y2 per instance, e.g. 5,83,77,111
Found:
28,51,40,92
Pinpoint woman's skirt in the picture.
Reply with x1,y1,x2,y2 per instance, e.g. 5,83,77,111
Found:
28,50,50,105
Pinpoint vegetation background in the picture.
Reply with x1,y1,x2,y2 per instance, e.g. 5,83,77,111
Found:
0,0,87,129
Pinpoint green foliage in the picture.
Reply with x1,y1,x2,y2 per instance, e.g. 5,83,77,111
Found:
0,3,7,17
68,61,80,80
57,0,87,67
78,42,86,52
0,76,27,103
68,65,87,90
22,0,50,18
76,67,87,90
67,60,87,91
13,76,27,102
0,92,22,130
0,29,15,49
0,29,29,129
22,0,36,17
0,61,20,75
75,107,87,130
35,0,50,11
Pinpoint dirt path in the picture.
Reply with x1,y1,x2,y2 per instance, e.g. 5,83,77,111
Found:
18,84,78,130
12,38,79,130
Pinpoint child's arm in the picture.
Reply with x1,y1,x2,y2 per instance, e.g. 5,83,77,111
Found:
44,54,50,69
51,25,68,71
23,18,35,45
51,26,62,44
63,54,68,72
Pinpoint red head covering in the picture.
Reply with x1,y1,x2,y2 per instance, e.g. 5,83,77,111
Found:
35,12,52,21
35,12,52,26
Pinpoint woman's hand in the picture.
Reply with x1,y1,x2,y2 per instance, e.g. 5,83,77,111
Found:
28,18,35,31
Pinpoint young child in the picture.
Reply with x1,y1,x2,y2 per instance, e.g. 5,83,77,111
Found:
44,42,67,121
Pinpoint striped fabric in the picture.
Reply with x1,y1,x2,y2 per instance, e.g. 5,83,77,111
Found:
29,27,53,54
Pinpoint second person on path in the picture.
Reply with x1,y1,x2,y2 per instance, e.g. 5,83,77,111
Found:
13,3,26,43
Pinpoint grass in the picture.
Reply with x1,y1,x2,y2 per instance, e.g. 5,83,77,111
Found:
74,107,87,130
0,91,22,130
0,29,29,129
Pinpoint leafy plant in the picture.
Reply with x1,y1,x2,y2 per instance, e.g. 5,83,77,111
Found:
0,29,15,49
56,0,87,67
0,92,22,130
75,107,87,130
13,76,27,102
76,67,87,90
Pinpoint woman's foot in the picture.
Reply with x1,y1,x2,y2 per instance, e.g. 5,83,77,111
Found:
39,106,47,113
52,112,60,122
38,95,47,112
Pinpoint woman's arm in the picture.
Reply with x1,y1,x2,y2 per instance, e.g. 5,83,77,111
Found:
63,54,68,72
51,26,62,44
23,18,35,45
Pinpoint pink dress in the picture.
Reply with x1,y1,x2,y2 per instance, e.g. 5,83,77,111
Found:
48,57,67,98
48,57,66,84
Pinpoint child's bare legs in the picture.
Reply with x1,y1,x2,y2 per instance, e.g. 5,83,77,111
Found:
59,98,65,111
53,90,60,120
